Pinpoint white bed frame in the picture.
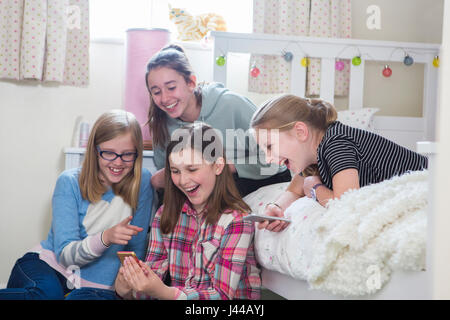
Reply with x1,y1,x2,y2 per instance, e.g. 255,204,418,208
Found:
211,31,440,150
211,31,440,299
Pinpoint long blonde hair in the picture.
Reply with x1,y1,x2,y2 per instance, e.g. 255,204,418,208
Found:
79,110,143,210
251,94,337,132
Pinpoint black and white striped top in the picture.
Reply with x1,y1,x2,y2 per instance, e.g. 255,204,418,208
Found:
316,121,428,190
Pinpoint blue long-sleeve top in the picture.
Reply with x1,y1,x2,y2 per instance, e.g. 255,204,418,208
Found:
38,167,153,289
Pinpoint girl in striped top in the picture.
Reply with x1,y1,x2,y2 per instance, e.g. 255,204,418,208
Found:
114,123,261,299
250,94,428,232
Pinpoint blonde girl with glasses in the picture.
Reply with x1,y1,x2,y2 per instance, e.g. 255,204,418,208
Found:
0,110,153,300
250,94,428,232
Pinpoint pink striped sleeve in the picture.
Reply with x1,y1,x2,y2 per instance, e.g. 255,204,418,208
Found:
181,215,256,300
136,208,169,300
145,208,168,277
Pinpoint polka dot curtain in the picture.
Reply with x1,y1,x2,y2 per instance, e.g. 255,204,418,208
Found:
249,0,351,96
0,0,89,87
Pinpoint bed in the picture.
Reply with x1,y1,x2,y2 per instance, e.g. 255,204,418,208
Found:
243,172,430,300
211,31,440,150
211,31,440,299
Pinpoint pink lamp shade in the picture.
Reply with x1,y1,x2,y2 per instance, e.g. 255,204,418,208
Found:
124,28,170,149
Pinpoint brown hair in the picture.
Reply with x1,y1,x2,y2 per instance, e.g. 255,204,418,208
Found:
251,94,337,132
79,110,143,210
145,44,203,148
160,123,250,234
251,94,336,177
302,164,320,177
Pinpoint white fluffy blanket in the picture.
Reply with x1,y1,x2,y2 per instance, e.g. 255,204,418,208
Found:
243,170,428,297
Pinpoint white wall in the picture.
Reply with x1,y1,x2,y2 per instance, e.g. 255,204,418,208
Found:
0,42,126,284
0,0,445,285
350,0,443,117
189,0,444,117
223,0,444,116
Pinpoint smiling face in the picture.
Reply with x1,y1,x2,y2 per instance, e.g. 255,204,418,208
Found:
169,148,224,213
97,132,136,187
254,126,314,174
147,67,198,121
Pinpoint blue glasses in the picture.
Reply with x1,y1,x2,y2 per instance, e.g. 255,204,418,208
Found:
96,146,137,162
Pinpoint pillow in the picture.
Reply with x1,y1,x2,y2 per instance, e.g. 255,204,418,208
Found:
337,108,379,132
243,182,291,214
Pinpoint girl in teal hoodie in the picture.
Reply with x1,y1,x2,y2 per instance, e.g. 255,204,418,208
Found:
146,44,291,197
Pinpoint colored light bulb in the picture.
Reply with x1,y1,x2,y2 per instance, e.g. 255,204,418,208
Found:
403,55,414,66
382,65,392,77
335,60,345,71
352,56,362,66
283,51,293,62
250,66,260,78
301,57,310,67
433,56,439,68
216,55,226,66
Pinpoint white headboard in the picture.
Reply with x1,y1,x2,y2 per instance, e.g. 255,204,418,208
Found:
211,31,440,149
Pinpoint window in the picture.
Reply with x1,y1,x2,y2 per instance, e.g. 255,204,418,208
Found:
90,0,152,40
90,0,253,41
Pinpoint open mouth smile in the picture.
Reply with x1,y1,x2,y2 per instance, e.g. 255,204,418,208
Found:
184,184,200,196
109,167,124,176
280,158,290,169
165,101,177,110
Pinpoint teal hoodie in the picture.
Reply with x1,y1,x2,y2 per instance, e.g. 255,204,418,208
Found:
153,82,283,179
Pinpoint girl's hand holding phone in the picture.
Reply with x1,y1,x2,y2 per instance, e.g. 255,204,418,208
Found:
115,266,133,299
258,202,289,232
121,257,175,300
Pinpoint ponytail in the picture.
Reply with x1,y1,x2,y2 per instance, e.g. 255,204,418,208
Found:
251,94,337,132
161,43,186,54
306,98,337,131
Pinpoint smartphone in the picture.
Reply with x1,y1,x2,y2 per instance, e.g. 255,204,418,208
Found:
243,214,291,223
117,251,139,265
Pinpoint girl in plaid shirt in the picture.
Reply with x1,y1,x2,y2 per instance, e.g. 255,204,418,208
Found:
115,123,261,300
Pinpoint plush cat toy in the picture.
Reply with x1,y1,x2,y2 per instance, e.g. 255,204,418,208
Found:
169,5,227,41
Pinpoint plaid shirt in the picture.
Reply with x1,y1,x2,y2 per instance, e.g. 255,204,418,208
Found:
138,202,261,300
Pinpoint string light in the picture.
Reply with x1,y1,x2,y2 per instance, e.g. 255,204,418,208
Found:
335,60,345,71
403,54,414,66
250,65,261,77
249,60,261,78
288,42,311,68
433,56,439,68
352,56,362,66
282,50,293,62
334,45,363,67
214,42,438,80
216,55,226,66
301,57,310,67
250,64,261,78
382,65,392,77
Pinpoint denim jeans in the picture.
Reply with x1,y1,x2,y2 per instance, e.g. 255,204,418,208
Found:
65,287,117,300
0,253,117,300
